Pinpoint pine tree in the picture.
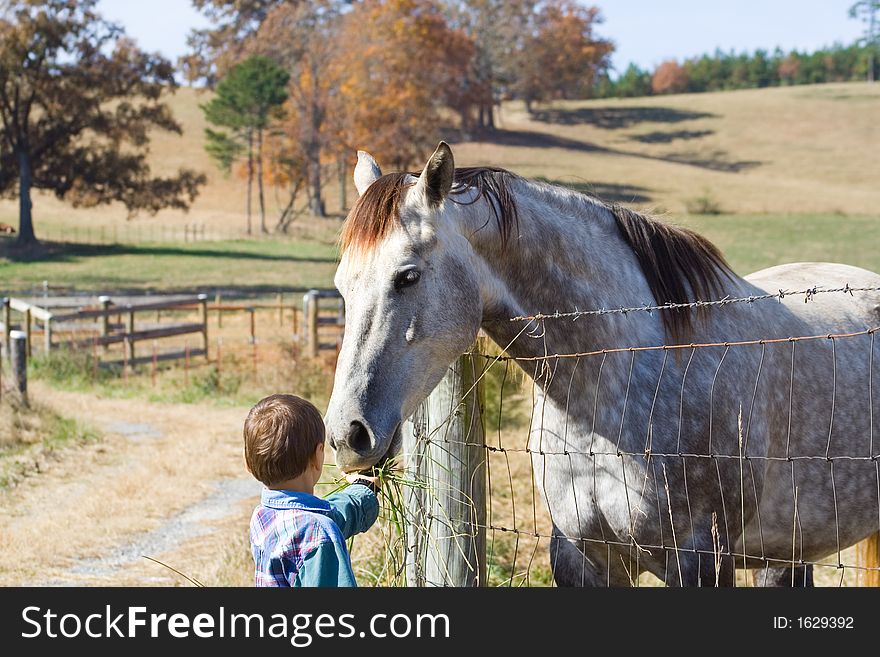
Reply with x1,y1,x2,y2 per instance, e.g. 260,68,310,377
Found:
202,55,289,234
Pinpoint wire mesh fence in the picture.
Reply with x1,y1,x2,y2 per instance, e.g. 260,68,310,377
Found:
358,284,880,587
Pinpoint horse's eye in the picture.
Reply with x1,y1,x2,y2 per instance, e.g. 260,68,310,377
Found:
394,268,421,291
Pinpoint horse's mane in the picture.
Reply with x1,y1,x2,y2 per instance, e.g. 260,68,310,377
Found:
340,166,732,340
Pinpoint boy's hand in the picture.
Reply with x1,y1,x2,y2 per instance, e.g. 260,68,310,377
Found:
344,472,379,488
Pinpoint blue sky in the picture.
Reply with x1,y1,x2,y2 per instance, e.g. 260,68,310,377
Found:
98,0,866,75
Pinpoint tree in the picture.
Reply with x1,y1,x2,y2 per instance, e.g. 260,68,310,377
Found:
254,0,345,217
0,0,205,248
516,1,612,110
651,60,690,95
849,1,880,81
778,54,801,84
449,0,535,130
182,0,290,85
335,0,476,170
202,55,289,233
612,63,652,97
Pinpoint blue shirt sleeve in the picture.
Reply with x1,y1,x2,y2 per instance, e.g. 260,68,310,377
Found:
294,537,359,587
325,484,380,540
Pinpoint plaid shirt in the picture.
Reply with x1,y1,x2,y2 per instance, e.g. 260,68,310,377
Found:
249,484,379,587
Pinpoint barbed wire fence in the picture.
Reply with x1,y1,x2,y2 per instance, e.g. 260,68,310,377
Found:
359,284,880,587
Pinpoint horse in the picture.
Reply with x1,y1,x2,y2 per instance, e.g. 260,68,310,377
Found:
325,142,880,587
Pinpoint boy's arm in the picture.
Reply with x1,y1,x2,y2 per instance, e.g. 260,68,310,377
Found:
326,483,380,540
294,540,358,587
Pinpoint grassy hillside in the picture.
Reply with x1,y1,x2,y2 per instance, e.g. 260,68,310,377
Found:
1,82,878,233
1,81,878,293
478,82,880,217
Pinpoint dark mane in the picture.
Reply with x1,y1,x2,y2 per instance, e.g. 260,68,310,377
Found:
340,167,519,254
608,204,731,341
340,166,731,340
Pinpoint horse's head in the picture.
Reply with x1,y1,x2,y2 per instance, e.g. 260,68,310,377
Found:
326,143,486,472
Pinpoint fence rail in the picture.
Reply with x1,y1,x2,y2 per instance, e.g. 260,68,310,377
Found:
2,294,210,369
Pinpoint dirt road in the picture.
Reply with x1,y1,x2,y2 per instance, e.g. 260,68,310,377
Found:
0,382,259,586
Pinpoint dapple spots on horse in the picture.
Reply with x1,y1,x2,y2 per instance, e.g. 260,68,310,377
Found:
327,142,880,586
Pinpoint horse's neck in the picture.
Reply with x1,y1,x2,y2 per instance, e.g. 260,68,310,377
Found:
461,181,664,360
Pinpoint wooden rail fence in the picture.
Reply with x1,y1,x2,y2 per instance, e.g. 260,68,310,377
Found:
2,295,209,369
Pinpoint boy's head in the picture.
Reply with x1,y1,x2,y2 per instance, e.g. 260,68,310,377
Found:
244,394,325,488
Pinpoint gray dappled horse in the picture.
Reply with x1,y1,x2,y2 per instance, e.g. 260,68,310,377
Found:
325,142,880,587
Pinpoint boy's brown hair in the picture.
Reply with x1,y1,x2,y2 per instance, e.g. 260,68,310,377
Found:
244,394,325,486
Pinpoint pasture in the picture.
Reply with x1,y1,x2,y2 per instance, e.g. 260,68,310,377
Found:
1,81,879,587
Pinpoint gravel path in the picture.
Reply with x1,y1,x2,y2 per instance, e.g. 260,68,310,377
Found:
0,383,258,586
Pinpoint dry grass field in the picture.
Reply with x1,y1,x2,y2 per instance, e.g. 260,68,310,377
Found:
1,81,878,236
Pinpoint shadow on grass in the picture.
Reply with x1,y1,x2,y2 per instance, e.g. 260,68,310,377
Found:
530,106,717,129
535,177,653,204
630,129,714,144
0,241,337,265
478,128,761,174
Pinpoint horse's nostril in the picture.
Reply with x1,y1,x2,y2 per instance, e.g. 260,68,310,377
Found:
345,421,372,452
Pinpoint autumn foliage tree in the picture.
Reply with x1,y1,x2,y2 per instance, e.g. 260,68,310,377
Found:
181,0,291,85
335,0,476,170
517,1,612,110
651,60,690,95
451,0,536,130
0,0,205,247
187,0,615,219
254,0,345,217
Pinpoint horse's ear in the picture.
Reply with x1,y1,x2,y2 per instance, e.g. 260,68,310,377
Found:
415,141,454,207
354,150,382,196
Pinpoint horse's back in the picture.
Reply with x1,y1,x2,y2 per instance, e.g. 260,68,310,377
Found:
739,262,880,560
745,262,880,331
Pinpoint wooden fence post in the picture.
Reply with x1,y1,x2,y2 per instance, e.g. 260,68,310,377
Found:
24,308,32,358
304,291,319,359
858,533,880,587
198,294,209,360
9,330,27,406
403,344,487,587
125,306,136,364
277,292,284,326
43,313,53,354
98,296,111,353
2,297,10,358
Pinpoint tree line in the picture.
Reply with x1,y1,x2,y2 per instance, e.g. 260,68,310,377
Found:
600,42,879,98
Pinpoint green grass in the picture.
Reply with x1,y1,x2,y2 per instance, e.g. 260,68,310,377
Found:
0,238,338,293
3,213,879,294
28,344,334,410
0,393,99,488
679,213,880,276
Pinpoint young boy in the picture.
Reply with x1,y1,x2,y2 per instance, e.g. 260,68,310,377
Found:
244,394,380,587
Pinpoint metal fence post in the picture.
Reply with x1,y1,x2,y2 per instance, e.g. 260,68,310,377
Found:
9,329,27,406
403,344,487,586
